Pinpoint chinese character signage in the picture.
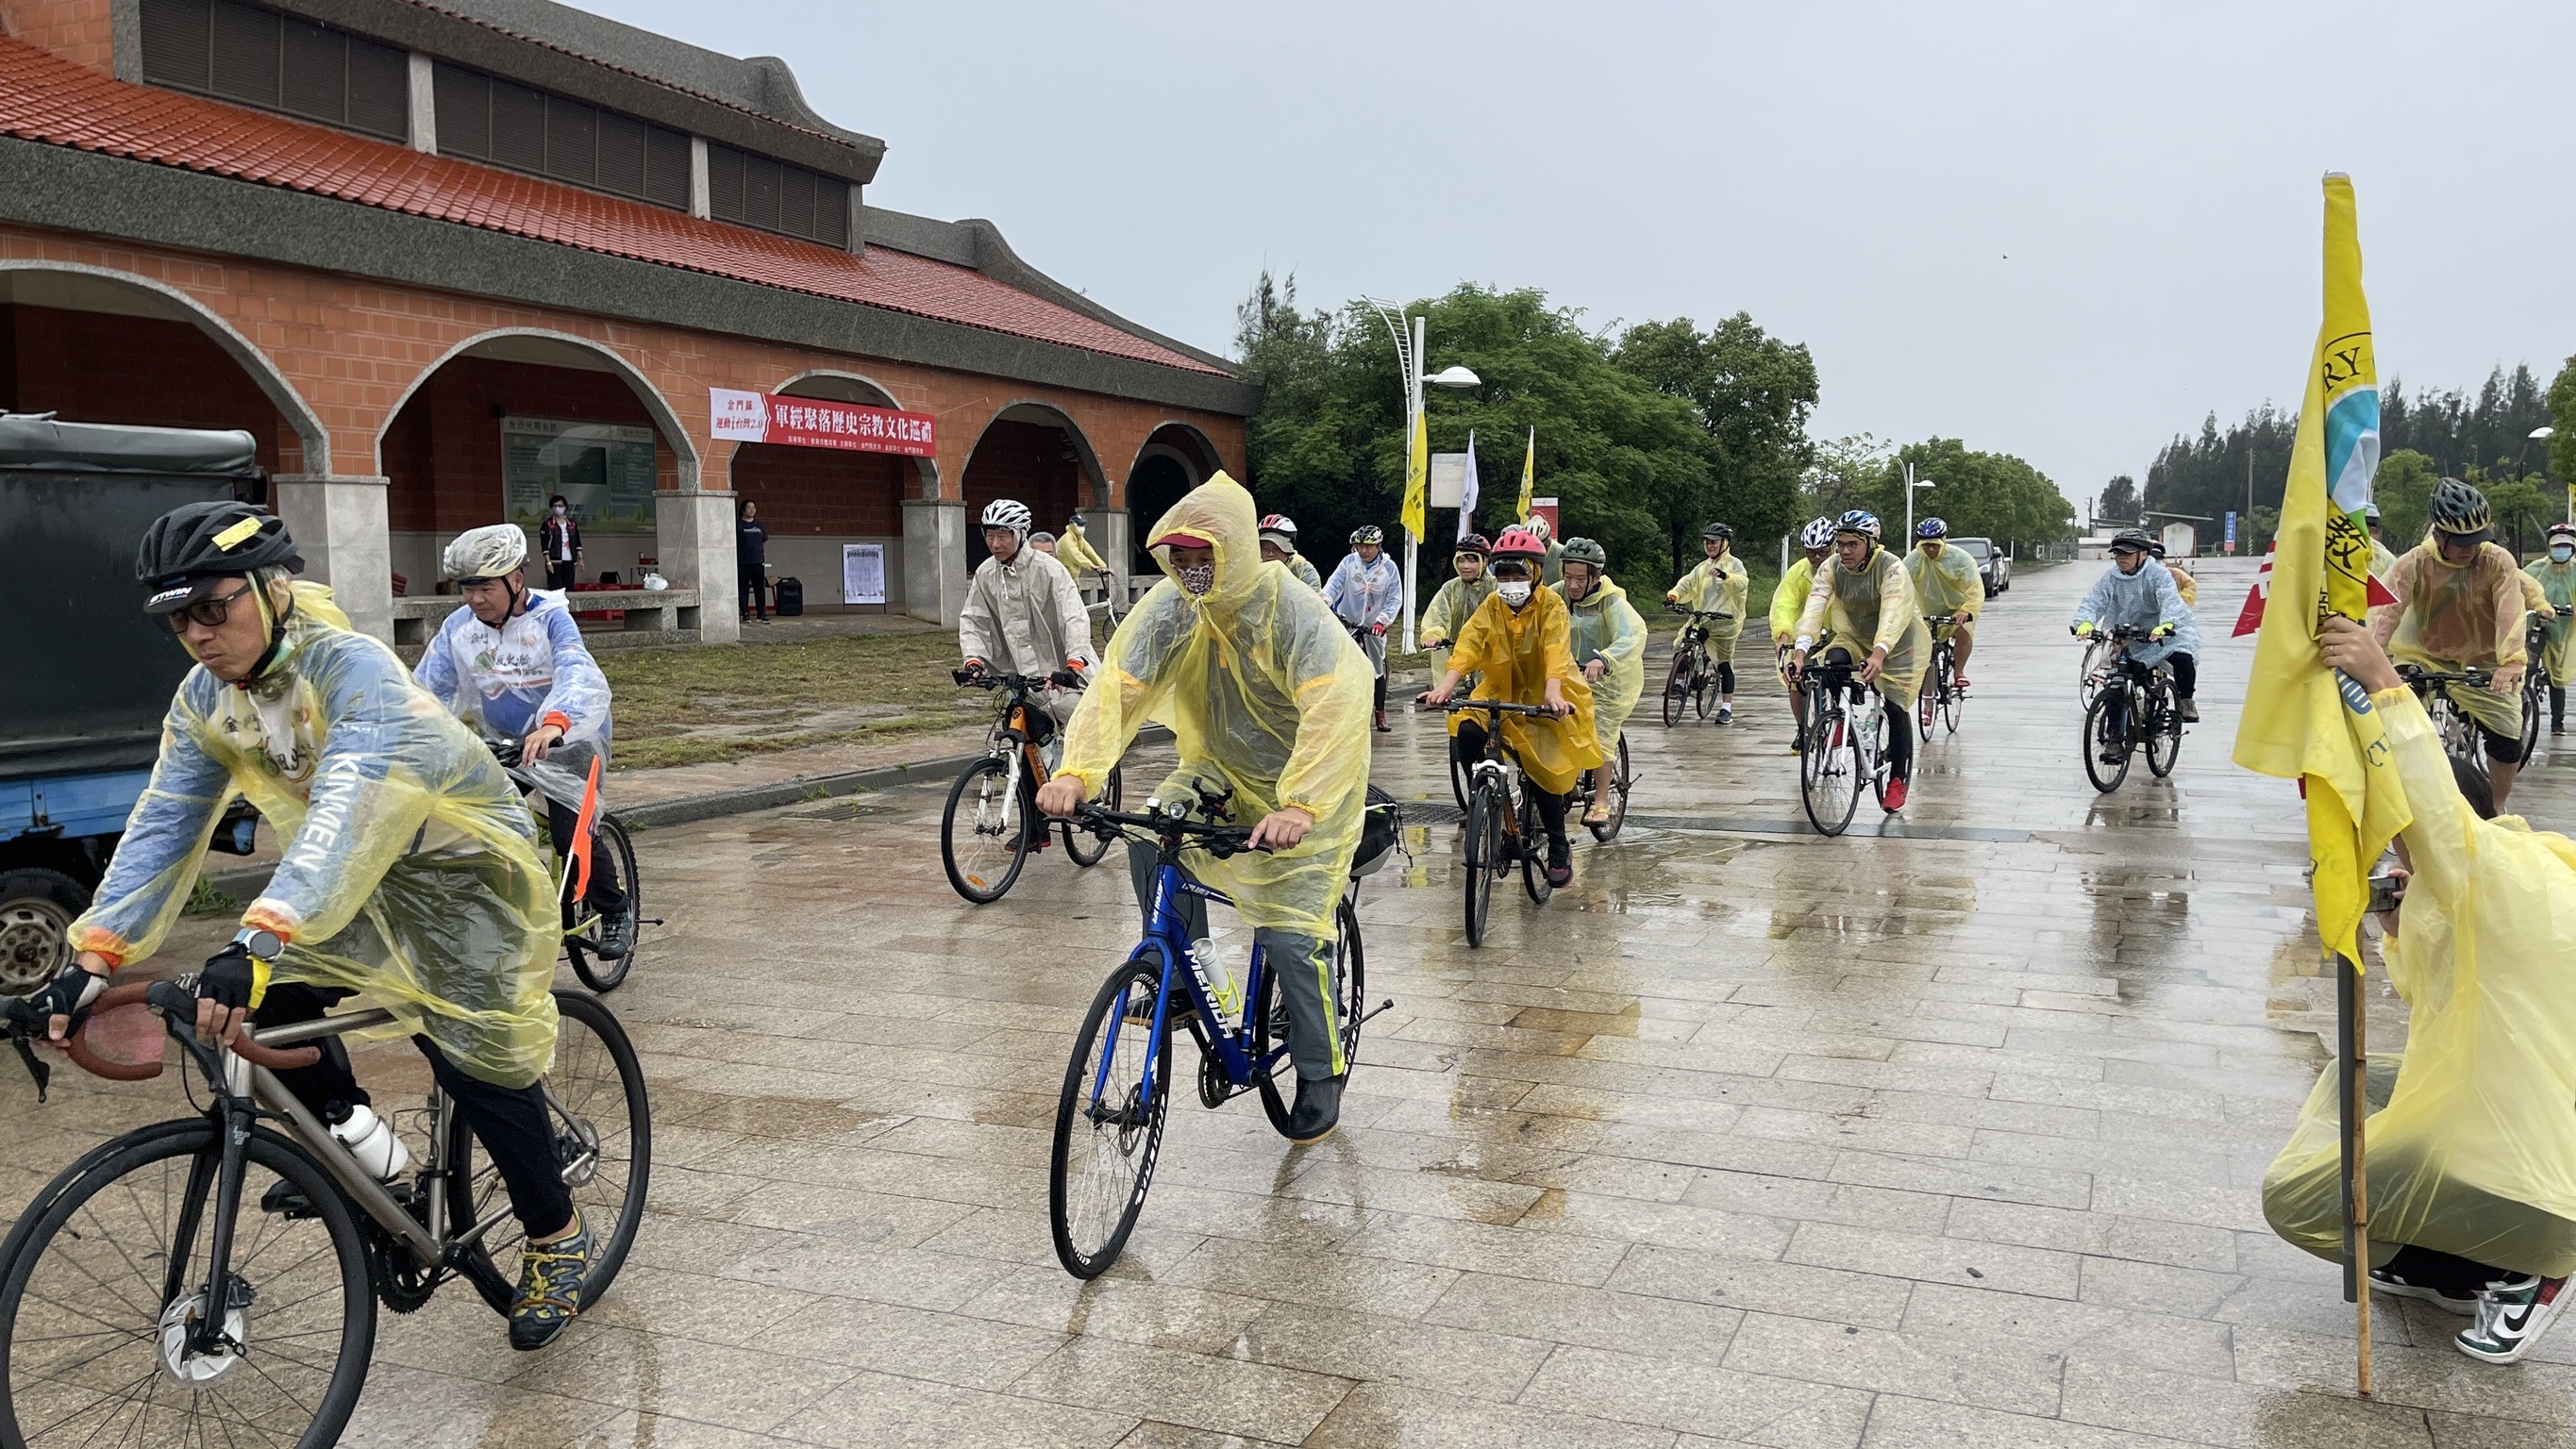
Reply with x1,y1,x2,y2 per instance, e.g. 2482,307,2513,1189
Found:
2224,510,2237,556
710,388,936,458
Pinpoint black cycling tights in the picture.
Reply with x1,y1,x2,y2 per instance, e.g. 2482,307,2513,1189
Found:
1824,648,1911,783
1715,661,1736,695
2168,652,2198,700
1452,720,1572,859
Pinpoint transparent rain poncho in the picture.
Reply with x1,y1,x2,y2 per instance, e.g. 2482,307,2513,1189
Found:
2371,541,2529,739
1905,543,1983,622
67,581,560,1088
2263,686,2576,1277
1770,557,1824,658
1796,545,1930,708
1669,550,1750,661
1421,571,1497,691
412,589,613,813
2525,555,2576,684
1557,574,1647,754
1055,474,1375,940
1445,586,1602,796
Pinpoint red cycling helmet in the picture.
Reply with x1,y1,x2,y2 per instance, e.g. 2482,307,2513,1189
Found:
1490,525,1547,561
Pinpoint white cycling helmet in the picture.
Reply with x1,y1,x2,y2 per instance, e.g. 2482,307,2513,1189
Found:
1799,517,1836,550
441,524,528,582
980,498,1033,535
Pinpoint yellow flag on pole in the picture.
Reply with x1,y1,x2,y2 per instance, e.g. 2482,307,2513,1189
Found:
2231,172,2411,971
1400,408,1429,542
1516,426,1535,523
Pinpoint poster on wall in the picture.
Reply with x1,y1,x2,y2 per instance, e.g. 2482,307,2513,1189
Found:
841,543,886,606
502,418,658,530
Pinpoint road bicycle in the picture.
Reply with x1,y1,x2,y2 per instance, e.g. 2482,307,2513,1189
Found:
490,739,652,993
2397,662,2501,777
0,975,650,1448
1047,791,1383,1279
941,670,1124,904
1571,731,1634,843
1918,614,1966,737
1796,658,1888,836
2082,626,2183,793
1661,609,1733,726
2519,615,2551,760
1434,698,1570,945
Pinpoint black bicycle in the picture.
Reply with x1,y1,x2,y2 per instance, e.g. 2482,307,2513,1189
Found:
1432,697,1568,945
1571,732,1633,842
2082,625,2183,792
941,670,1123,904
1918,614,1965,737
1795,658,1888,836
2397,662,2499,777
2520,615,2551,760
1661,609,1732,725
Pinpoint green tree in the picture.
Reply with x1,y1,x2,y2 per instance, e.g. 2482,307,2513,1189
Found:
1864,438,2074,554
1613,314,1819,575
1800,434,1886,522
2099,474,2141,525
2551,354,2576,486
2374,448,2438,549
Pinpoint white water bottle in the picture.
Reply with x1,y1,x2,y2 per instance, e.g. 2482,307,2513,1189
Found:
328,1104,411,1181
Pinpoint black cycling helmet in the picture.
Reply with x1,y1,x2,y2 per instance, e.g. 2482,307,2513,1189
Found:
2109,527,2156,555
137,501,302,615
1454,533,1493,557
2429,477,2493,541
1700,522,1733,541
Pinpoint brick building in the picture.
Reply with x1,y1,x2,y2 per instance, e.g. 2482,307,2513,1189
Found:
0,0,1257,642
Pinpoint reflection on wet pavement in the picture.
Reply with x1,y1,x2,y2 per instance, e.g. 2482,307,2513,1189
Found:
8,557,2576,1447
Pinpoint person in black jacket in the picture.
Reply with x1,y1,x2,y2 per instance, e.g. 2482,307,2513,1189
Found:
538,495,582,591
737,499,769,623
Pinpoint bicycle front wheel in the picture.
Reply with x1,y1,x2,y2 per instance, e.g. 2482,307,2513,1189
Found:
2083,688,2133,793
1588,734,1631,842
1941,664,1965,734
1254,897,1366,1136
941,755,1030,904
568,814,641,992
1661,654,1690,727
2146,680,2183,778
1462,776,1501,947
2521,677,2544,760
1917,666,1939,736
1799,695,1861,838
1518,783,1554,906
1050,960,1173,1279
1062,765,1124,867
0,1120,374,1449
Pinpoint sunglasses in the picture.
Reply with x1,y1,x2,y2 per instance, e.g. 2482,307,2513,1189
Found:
151,582,256,635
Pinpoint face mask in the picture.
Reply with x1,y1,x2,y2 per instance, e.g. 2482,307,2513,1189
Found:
2555,546,2573,563
1179,564,1215,596
1497,581,1533,607
552,505,565,515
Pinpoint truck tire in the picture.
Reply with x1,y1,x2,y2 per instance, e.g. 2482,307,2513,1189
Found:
0,869,90,995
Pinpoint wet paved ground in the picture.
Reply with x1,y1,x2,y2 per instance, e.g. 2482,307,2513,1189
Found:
10,556,2576,1447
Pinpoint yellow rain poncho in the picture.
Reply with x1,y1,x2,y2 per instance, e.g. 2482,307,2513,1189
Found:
1421,571,1497,690
1556,575,1646,755
2263,685,2576,1277
1769,556,1824,689
67,581,560,1088
2525,554,2576,685
1905,542,1982,627
1445,587,1601,795
2166,561,2199,608
1056,521,1111,577
1056,474,1373,940
1668,551,1749,662
1795,545,1931,708
2369,536,2399,581
2371,540,2529,740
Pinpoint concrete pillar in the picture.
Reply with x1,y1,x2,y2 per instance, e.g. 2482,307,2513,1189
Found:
272,475,393,642
1089,507,1133,605
655,488,740,643
901,498,968,627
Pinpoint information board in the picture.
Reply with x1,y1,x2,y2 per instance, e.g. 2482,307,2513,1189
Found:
502,418,658,530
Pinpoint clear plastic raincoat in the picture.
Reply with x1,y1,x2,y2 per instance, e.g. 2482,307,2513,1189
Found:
1445,588,1602,795
1323,550,1403,678
413,590,611,813
68,582,560,1088
1055,522,1111,577
1905,543,1983,632
1557,575,1646,755
1282,552,1324,591
2071,560,2200,670
2371,541,2529,740
1795,546,1931,709
1056,475,1374,940
2263,686,2576,1277
1668,551,1750,662
2524,555,2576,685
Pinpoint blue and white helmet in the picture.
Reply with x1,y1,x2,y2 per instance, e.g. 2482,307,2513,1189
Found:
1834,509,1882,541
1915,516,1949,540
1799,517,1836,550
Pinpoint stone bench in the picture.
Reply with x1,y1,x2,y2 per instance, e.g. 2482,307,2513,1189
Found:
391,589,703,657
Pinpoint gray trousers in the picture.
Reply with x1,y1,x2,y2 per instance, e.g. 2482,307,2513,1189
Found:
1128,841,1343,1081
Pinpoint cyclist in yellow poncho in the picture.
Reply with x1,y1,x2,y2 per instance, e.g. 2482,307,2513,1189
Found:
1772,517,1834,755
1904,516,1982,694
2525,522,2576,736
1042,474,1373,1141
1665,522,1750,724
1790,509,1931,814
2370,477,2534,811
1421,525,1599,888
1557,538,1646,826
1420,532,1497,691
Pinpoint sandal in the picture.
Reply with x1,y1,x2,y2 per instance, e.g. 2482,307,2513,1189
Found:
1581,803,1612,826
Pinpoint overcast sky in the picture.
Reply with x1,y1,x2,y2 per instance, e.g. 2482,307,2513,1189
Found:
592,0,2572,517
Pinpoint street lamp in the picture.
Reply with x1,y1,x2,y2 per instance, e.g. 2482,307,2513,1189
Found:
1902,461,1935,545
1428,365,1481,390
1364,300,1481,652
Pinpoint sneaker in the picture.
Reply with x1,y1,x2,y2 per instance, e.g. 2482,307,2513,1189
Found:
1545,843,1573,889
1715,704,1733,725
2457,1275,2568,1364
508,1213,594,1351
2369,1266,2484,1316
1882,777,1909,812
594,905,635,959
1284,1074,1344,1143
2177,699,2200,724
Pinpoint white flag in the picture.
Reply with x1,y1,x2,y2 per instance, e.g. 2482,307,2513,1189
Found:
1458,430,1480,542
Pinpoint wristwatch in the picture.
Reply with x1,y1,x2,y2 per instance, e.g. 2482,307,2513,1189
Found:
234,927,286,962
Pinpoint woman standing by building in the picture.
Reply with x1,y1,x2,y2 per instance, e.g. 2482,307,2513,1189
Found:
736,499,770,624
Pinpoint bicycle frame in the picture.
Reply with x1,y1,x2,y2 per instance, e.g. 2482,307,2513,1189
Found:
1093,852,1284,1121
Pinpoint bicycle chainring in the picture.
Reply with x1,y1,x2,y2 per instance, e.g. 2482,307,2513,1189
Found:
369,1225,440,1313
1196,1045,1233,1109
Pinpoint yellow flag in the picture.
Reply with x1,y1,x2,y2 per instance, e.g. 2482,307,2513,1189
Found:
2231,173,2411,972
1400,408,1429,541
1516,426,1535,523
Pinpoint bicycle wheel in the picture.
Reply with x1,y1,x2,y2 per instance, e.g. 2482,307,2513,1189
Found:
1917,660,1940,735
444,990,652,1317
2083,688,2133,793
1462,775,1501,947
1799,693,1861,837
2145,679,2182,778
1518,781,1555,906
1254,897,1366,1136
941,755,1030,904
2522,676,2544,760
1661,654,1690,727
1861,701,1890,810
1588,734,1631,842
567,814,641,992
1447,744,1471,811
1049,960,1172,1279
0,1119,375,1449
1941,661,1965,734
1062,765,1124,867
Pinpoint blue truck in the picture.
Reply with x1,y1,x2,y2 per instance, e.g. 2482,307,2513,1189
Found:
1,415,265,995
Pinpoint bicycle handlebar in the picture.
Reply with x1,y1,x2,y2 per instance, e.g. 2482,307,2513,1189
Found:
2397,662,2496,689
955,668,1088,691
1420,695,1565,719
1070,803,1265,858
5,977,320,1098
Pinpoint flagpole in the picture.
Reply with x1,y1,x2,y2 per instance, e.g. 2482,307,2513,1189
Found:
1402,314,1426,656
2340,957,2373,1395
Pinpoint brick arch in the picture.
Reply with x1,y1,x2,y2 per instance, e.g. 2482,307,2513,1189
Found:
0,258,331,473
374,326,699,489
1130,421,1223,485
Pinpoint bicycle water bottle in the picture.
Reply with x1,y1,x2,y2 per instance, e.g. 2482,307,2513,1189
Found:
1187,941,1244,1025
326,1103,411,1181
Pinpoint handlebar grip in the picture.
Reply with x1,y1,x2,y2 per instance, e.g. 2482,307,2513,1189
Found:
59,982,165,1082
136,978,322,1072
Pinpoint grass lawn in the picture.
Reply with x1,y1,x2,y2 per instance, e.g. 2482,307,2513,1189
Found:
597,628,989,770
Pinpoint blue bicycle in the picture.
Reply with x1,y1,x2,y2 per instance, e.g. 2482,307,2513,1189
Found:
1046,792,1380,1278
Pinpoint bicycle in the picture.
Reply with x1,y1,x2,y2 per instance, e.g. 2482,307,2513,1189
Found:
941,670,1124,904
2077,630,2116,706
2081,626,2183,793
1795,658,1888,836
2396,662,2499,776
1047,791,1382,1278
1918,614,1965,737
1434,698,1570,945
490,739,653,993
0,975,650,1447
1661,609,1732,726
1570,732,1634,843
2519,615,2550,760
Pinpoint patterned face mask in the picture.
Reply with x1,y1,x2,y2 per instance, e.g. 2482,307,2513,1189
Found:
1497,581,1533,607
1179,564,1216,596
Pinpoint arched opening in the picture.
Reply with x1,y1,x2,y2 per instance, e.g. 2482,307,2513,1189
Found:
728,373,930,614
959,403,1106,572
1123,424,1222,572
377,332,693,597
0,265,326,477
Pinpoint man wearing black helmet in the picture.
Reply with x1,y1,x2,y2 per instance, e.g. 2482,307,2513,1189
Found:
16,502,599,1352
1666,523,1749,724
2372,478,2534,809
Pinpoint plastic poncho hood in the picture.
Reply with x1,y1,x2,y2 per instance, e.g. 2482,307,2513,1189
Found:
68,581,560,1088
1056,474,1374,940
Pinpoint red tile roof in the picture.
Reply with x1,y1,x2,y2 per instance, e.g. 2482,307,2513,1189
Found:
0,37,1227,377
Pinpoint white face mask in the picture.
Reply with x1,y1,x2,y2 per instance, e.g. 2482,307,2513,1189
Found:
552,505,565,515
1497,580,1534,608
1179,564,1215,596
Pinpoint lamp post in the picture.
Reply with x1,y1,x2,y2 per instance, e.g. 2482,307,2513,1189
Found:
1902,461,1935,545
1365,299,1480,653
